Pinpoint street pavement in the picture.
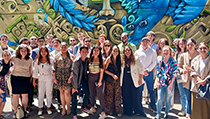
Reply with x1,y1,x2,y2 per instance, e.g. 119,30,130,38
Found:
2,89,186,119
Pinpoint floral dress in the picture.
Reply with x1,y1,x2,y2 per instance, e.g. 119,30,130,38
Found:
53,55,72,90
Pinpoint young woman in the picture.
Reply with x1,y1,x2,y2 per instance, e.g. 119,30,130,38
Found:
96,34,107,48
88,45,106,119
102,40,112,61
176,38,187,116
53,42,73,116
120,46,146,117
178,38,199,119
104,45,122,116
155,46,177,119
157,38,169,56
190,42,210,119
0,50,12,119
33,46,54,115
10,44,33,118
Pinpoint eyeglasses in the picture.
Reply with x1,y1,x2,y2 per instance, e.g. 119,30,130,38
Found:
70,40,76,42
85,40,91,43
93,45,100,48
113,50,118,52
104,45,110,47
187,43,194,47
31,39,36,40
38,40,45,43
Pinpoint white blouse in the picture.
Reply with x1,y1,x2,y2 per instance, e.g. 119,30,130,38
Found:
33,57,54,79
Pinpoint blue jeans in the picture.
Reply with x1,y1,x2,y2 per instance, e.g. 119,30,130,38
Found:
177,82,186,110
156,85,172,115
143,71,156,108
183,87,191,114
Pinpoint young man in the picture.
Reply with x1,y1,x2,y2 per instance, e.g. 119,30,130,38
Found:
134,37,157,111
118,32,136,54
30,36,38,50
46,34,55,52
147,31,158,51
75,37,92,58
31,37,46,60
71,45,90,119
68,36,77,55
73,33,84,58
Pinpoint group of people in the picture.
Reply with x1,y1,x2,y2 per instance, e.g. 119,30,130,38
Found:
0,31,209,119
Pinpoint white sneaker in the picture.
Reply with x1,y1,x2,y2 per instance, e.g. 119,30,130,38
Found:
38,111,42,116
47,110,52,115
78,97,83,104
98,113,106,119
178,109,186,116
88,108,96,114
155,114,161,119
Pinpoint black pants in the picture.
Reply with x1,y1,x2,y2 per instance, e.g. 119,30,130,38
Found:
71,79,89,116
28,78,34,106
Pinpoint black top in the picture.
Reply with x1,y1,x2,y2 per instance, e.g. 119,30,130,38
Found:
0,59,12,76
104,62,119,83
82,60,87,80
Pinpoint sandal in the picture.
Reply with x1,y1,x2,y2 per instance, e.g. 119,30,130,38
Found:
12,113,16,119
24,111,29,118
0,115,5,119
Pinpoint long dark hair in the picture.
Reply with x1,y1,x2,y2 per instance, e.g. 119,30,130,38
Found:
122,46,135,66
177,38,187,53
89,45,103,68
110,45,121,75
15,44,31,60
35,46,51,65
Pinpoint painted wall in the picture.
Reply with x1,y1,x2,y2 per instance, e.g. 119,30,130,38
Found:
0,0,209,47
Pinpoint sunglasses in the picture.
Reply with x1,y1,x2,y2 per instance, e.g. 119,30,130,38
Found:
31,39,37,40
125,49,131,52
85,40,91,43
104,45,110,47
70,40,76,42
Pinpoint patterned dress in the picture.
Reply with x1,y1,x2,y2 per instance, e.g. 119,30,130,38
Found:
53,55,72,90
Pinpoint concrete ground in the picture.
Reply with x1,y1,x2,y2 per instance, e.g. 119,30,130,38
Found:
2,89,186,119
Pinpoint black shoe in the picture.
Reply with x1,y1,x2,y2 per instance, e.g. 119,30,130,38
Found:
50,104,56,109
149,105,156,112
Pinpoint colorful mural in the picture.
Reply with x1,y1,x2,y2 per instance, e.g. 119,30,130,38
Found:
0,0,210,47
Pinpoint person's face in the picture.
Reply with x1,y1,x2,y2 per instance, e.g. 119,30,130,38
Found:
162,47,170,57
104,43,111,52
37,39,45,47
160,39,166,49
40,48,48,57
147,33,155,42
80,48,88,58
22,41,30,46
53,41,60,49
112,47,119,57
124,47,131,58
61,44,68,53
84,38,91,48
141,39,150,48
69,38,76,46
1,37,8,45
121,34,128,43
30,38,37,45
187,41,196,51
20,48,28,58
47,36,53,44
198,44,209,55
173,39,178,47
93,47,100,57
179,40,185,49
2,53,11,61
99,37,105,44
78,35,84,42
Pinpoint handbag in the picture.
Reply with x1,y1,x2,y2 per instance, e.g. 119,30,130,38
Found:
16,105,24,119
196,83,210,100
